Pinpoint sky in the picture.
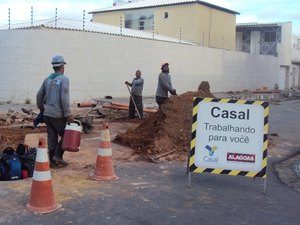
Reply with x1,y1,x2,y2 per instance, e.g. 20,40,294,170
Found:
0,0,299,35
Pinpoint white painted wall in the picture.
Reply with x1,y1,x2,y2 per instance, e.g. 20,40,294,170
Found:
291,35,300,89
0,28,279,103
292,34,300,70
277,22,292,66
250,31,260,54
279,66,289,90
293,65,300,88
292,49,300,62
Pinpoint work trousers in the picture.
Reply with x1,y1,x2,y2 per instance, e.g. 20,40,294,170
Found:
156,96,168,107
129,95,143,119
44,116,67,161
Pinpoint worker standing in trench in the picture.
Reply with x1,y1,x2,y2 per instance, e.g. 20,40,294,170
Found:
155,62,177,107
125,70,144,119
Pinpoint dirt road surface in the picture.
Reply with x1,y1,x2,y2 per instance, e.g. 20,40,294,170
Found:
0,97,299,225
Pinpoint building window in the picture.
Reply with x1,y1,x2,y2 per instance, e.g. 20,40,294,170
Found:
139,16,146,30
125,14,132,28
125,9,154,30
164,12,168,19
264,31,276,42
139,20,145,30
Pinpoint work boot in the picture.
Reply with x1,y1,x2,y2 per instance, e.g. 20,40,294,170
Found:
50,160,59,168
52,156,69,166
48,150,55,163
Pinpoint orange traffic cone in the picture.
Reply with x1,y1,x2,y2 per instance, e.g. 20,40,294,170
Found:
26,137,62,213
90,122,119,181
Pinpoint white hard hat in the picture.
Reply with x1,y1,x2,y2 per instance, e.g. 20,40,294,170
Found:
51,55,66,67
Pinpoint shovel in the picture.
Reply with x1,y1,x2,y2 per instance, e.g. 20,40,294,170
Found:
126,84,141,119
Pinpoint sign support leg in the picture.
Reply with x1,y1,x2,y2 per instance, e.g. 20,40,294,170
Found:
188,171,191,188
263,178,267,194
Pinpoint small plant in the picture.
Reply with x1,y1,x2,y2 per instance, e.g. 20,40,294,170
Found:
25,98,31,104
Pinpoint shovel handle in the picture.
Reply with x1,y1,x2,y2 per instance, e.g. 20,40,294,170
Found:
126,84,141,119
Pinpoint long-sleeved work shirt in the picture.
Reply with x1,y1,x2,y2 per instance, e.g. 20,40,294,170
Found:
129,77,144,96
36,73,72,118
155,72,174,98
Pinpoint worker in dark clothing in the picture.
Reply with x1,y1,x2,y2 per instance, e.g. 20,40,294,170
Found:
155,62,177,107
125,70,144,119
36,55,74,167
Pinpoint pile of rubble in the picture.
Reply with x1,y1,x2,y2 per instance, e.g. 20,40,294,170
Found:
0,107,37,126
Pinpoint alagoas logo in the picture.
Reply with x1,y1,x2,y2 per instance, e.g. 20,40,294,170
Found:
204,145,218,162
227,153,255,163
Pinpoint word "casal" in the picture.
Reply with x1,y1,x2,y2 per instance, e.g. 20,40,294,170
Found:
211,107,250,120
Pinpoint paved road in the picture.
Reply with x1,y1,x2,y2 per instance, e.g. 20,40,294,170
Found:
1,100,300,225
269,100,300,146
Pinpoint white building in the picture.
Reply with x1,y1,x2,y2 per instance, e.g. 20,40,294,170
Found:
292,35,300,88
236,22,299,90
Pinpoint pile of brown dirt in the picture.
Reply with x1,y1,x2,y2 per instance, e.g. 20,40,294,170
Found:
114,81,215,161
0,126,46,150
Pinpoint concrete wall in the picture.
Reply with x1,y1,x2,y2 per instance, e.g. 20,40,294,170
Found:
292,36,300,65
0,28,279,104
292,35,300,50
292,35,300,88
292,49,300,62
277,23,293,89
